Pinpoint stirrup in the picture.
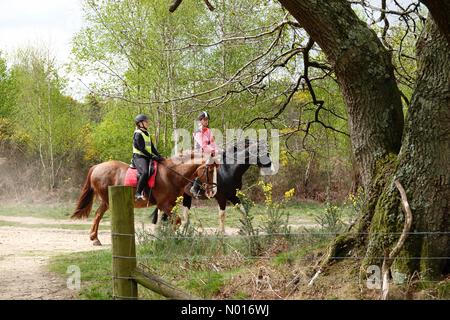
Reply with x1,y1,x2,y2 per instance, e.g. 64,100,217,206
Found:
135,193,147,201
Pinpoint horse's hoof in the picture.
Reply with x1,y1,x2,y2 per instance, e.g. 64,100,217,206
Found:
92,239,102,246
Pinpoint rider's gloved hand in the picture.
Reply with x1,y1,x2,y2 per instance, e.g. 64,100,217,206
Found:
154,155,164,162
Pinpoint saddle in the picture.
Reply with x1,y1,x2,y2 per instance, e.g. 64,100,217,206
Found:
124,161,158,188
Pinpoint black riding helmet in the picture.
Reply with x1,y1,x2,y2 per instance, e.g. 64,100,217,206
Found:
198,111,210,121
134,114,148,124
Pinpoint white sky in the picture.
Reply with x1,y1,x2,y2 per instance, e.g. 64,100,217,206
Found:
0,0,86,98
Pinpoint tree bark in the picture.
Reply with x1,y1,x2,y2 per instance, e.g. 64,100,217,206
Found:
421,0,450,44
277,1,450,280
278,0,404,188
366,17,450,279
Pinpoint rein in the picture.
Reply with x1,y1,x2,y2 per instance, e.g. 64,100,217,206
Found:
157,160,217,191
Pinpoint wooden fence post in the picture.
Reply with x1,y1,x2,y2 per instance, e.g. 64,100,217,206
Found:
109,186,138,300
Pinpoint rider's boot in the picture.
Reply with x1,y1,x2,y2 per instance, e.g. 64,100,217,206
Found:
189,178,202,198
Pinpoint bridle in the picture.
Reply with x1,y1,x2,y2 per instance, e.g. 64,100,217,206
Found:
199,162,218,195
157,159,218,193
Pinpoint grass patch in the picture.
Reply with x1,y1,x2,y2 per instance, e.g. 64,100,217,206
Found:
48,228,333,300
49,249,113,300
0,201,323,228
173,202,323,229
0,203,75,219
0,220,23,228
436,281,450,299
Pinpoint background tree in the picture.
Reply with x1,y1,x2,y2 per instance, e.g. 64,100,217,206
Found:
0,48,87,194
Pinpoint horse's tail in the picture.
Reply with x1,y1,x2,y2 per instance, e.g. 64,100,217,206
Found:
71,166,96,219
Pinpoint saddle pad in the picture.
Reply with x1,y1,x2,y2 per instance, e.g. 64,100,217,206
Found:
124,161,158,188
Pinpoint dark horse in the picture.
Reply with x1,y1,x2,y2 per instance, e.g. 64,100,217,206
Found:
71,151,218,245
151,139,273,232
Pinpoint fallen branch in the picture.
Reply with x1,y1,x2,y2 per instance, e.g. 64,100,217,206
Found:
307,269,321,286
132,268,201,300
381,179,413,300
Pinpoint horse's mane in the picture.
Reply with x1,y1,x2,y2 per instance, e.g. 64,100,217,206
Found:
224,138,266,155
165,138,268,163
168,150,204,164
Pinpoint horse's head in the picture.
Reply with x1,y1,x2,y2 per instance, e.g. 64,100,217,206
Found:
194,156,219,199
254,139,272,171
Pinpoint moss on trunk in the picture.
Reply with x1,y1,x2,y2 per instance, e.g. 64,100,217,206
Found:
279,1,449,281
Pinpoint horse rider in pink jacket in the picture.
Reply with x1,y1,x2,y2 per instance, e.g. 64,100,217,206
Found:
190,111,218,196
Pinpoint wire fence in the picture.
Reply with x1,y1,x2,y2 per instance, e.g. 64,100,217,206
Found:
105,186,450,300
126,225,450,299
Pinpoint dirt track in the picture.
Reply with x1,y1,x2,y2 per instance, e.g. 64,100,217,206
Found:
0,216,110,300
0,216,239,300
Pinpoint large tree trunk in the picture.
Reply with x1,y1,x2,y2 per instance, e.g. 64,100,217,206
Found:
421,0,450,44
278,0,404,189
277,0,449,280
365,17,450,279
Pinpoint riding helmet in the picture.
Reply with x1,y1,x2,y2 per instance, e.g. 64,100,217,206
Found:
134,114,148,124
198,111,210,121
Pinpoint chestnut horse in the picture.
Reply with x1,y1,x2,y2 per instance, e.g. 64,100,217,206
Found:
71,151,218,245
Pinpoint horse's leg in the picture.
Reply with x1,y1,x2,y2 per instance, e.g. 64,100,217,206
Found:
181,193,192,228
181,207,190,228
218,208,226,234
218,198,227,234
155,209,165,231
150,207,159,224
89,201,108,246
158,202,180,231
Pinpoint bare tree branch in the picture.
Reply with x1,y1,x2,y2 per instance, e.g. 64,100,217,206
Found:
204,0,215,11
381,179,413,300
169,0,183,13
169,0,215,13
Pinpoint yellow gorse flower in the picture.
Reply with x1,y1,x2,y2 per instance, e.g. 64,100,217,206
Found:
258,180,273,206
280,149,289,167
236,189,246,198
171,195,184,214
175,195,184,205
347,193,358,208
284,188,295,200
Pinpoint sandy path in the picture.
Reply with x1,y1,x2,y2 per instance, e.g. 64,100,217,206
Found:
0,220,111,300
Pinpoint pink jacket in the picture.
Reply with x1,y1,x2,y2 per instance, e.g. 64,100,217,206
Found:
193,126,218,155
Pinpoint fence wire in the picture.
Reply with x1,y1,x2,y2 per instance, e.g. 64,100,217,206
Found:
107,223,450,300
